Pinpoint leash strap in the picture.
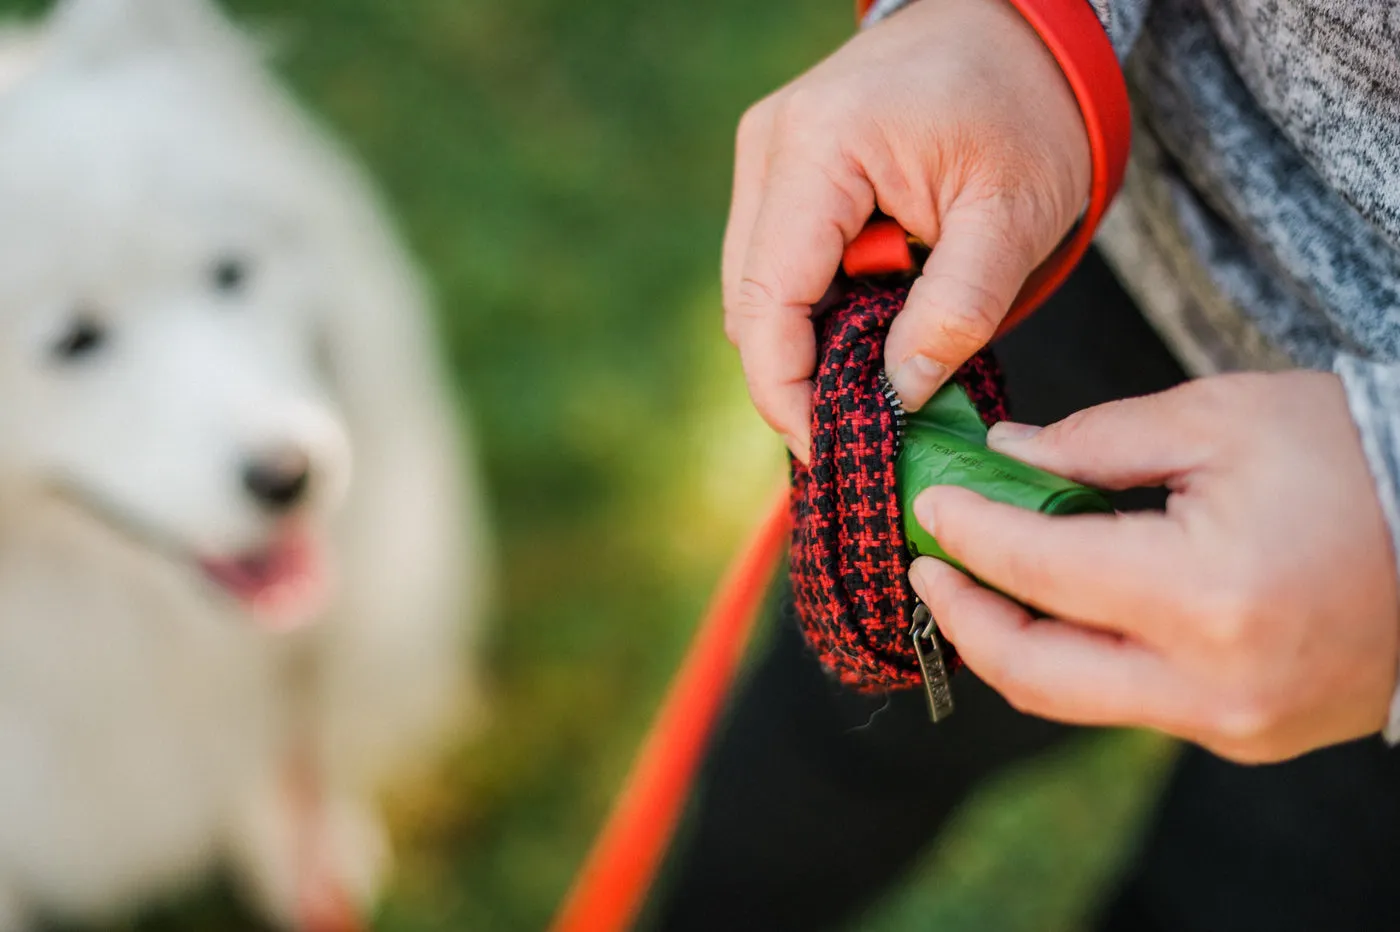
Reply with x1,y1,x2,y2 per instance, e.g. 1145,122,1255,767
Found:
549,489,791,932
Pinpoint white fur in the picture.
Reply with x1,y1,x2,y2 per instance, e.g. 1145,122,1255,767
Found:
0,0,483,927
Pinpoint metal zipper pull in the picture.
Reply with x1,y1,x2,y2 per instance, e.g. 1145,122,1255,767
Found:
909,601,954,722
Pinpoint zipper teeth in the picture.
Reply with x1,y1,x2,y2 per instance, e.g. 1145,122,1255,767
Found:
886,373,945,715
876,369,906,447
881,369,940,709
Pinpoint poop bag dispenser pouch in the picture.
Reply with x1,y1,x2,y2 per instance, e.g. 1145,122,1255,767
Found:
788,280,1109,718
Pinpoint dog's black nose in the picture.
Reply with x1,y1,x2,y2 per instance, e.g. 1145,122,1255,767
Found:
242,449,311,513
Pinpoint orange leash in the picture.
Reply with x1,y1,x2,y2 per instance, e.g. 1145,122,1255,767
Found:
548,487,792,932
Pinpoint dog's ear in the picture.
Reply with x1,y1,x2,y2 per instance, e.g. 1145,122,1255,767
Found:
45,0,252,69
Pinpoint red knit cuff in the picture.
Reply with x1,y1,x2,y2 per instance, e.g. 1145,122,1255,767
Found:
846,0,1131,338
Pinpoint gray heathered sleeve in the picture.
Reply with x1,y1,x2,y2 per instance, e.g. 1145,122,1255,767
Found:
1086,0,1151,60
1335,355,1400,744
865,0,1150,61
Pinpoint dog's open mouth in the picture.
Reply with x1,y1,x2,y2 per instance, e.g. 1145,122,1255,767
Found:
53,480,333,632
199,524,330,632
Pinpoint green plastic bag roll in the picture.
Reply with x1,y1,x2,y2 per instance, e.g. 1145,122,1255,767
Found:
897,383,1112,573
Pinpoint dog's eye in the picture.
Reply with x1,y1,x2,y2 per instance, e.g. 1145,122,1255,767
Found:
51,317,107,363
211,257,250,294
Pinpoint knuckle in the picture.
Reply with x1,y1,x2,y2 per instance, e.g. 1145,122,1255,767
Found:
1214,702,1267,743
860,155,917,212
1211,692,1280,748
1002,689,1035,716
722,312,743,347
1194,568,1269,650
959,637,1011,692
942,583,987,628
1039,405,1103,454
813,151,869,221
736,101,772,148
1176,377,1230,418
1002,548,1053,595
729,276,782,318
1202,603,1250,651
1173,374,1280,454
775,83,832,131
999,674,1052,718
1204,582,1271,646
918,278,1001,352
963,641,1038,714
739,369,786,433
772,84,862,152
1177,376,1256,429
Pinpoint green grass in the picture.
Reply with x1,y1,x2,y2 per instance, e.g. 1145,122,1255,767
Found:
6,1,1175,929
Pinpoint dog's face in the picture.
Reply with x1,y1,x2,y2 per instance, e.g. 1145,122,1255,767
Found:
0,0,359,628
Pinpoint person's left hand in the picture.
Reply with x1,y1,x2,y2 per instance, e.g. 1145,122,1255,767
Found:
908,370,1400,763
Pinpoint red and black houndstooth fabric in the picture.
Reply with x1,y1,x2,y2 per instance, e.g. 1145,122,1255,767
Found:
789,280,1008,691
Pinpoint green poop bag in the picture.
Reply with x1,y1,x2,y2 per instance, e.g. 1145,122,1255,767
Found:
897,383,1113,572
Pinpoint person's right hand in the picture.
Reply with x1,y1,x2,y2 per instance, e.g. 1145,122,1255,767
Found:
723,0,1092,462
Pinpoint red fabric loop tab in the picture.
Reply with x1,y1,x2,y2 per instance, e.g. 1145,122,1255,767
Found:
845,0,1131,338
841,218,916,278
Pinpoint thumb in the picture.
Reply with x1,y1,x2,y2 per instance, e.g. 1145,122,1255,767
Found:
884,197,1038,410
985,391,1206,490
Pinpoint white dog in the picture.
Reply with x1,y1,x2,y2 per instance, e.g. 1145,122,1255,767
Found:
0,0,483,929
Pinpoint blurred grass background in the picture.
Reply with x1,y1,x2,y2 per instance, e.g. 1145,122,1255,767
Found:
5,0,1178,928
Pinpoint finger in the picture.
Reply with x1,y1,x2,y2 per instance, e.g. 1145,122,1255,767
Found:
884,196,1038,411
729,143,875,460
722,100,776,322
724,102,805,459
984,388,1210,490
909,556,1182,728
737,315,817,462
914,486,1189,641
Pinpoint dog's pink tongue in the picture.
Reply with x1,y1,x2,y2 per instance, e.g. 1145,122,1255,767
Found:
201,527,329,632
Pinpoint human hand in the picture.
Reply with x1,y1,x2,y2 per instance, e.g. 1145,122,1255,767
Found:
723,0,1090,462
908,372,1400,763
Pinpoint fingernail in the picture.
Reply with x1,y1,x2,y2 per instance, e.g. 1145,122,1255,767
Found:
888,354,949,412
909,557,961,641
909,555,940,592
987,421,1041,448
913,488,938,535
908,557,950,620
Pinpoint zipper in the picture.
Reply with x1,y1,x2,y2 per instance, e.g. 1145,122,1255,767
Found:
881,368,954,722
877,369,907,452
909,601,954,722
